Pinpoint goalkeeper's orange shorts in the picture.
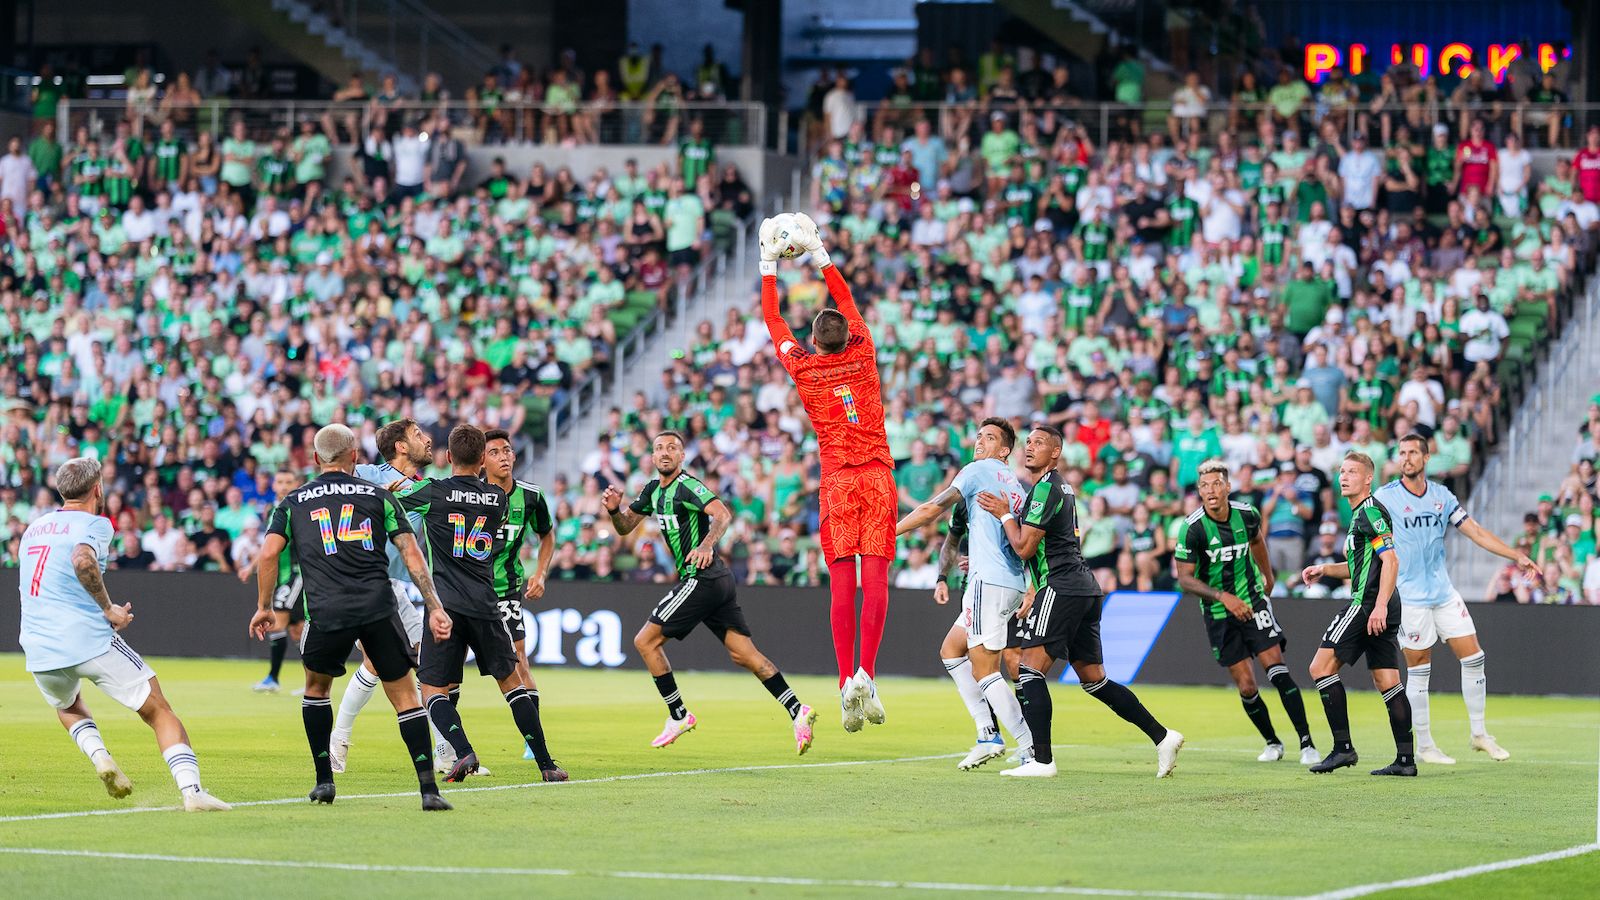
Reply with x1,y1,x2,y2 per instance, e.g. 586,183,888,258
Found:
818,461,897,562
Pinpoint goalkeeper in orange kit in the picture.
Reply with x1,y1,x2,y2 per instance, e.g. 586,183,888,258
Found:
759,213,896,733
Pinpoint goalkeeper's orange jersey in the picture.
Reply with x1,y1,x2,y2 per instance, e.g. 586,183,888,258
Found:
763,265,894,476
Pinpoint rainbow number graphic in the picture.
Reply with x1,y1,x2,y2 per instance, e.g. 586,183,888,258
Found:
447,513,494,560
308,504,374,555
833,384,859,424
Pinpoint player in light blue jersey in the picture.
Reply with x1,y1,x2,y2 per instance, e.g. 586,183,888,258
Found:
19,457,229,811
1376,433,1537,764
897,418,1035,770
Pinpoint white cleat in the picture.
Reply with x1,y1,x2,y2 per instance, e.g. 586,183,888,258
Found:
1156,729,1185,778
840,683,864,733
182,789,231,812
434,741,456,775
1300,746,1322,766
855,668,885,725
1001,759,1058,777
329,729,351,774
95,756,132,799
1418,745,1457,765
471,763,493,777
958,737,1007,770
1471,734,1510,761
1257,742,1285,762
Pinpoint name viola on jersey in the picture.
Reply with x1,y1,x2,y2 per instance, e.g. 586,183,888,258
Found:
295,482,378,501
447,489,502,505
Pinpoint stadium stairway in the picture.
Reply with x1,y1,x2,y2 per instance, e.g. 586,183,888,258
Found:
1449,270,1600,595
996,0,1176,97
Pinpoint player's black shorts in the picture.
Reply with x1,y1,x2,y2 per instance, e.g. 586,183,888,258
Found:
1010,584,1103,665
417,608,521,686
649,573,750,641
300,612,415,681
1320,601,1401,670
1205,602,1287,668
271,576,306,623
497,594,527,642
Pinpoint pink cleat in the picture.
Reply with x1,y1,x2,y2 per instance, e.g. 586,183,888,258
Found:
793,704,818,755
651,712,697,748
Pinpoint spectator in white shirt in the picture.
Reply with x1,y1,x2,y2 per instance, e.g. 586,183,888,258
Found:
893,545,941,590
1337,132,1382,210
1459,293,1509,363
0,136,36,212
1496,132,1532,216
1396,365,1446,428
822,74,859,140
121,195,158,243
1199,173,1245,243
909,201,947,248
391,120,427,198
1016,275,1055,336
141,514,186,571
1167,71,1212,138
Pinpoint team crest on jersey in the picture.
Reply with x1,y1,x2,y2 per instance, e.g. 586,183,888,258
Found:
1029,500,1044,518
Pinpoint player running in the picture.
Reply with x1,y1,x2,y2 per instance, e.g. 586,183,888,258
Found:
328,418,437,774
1173,460,1318,765
759,212,895,731
1374,433,1533,764
896,418,1036,770
249,425,451,810
979,425,1183,778
1303,451,1416,777
20,457,230,811
482,428,563,775
243,469,304,693
396,425,561,782
602,431,817,754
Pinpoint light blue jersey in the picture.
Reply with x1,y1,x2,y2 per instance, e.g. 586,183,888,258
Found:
17,510,116,672
1374,478,1468,608
354,461,425,582
949,457,1028,591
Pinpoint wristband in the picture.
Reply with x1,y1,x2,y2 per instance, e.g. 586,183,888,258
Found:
809,247,831,270
1000,513,1015,524
759,259,777,277
937,574,948,584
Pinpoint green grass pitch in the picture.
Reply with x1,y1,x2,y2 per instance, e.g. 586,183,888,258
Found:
0,654,1594,899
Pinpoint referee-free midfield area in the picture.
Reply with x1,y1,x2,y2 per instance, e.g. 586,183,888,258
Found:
0,658,1594,899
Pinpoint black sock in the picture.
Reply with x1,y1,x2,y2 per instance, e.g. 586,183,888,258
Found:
654,672,688,720
448,687,461,707
1241,692,1279,744
1017,666,1053,765
760,673,803,720
1083,677,1167,744
504,687,554,766
1316,674,1353,752
268,631,288,681
301,697,334,784
1382,683,1414,764
1267,664,1314,748
396,707,439,795
426,692,474,757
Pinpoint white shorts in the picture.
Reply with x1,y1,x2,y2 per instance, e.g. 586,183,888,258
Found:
391,578,424,647
1400,591,1477,650
960,580,1024,652
33,636,156,712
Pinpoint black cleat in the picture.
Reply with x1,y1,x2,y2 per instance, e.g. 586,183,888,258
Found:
444,751,479,783
540,763,569,783
1371,761,1418,777
1309,748,1359,773
421,792,453,811
308,782,336,804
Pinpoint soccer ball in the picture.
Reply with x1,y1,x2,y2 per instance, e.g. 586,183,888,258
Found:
760,212,817,261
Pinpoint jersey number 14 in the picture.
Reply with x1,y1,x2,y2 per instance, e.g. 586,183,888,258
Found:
309,504,374,554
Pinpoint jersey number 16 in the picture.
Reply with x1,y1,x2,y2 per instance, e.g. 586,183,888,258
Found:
448,513,494,560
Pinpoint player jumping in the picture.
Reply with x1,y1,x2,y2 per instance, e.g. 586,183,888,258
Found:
1303,451,1416,777
20,457,230,811
760,212,896,732
602,431,817,755
1174,460,1318,765
1375,433,1533,764
980,425,1183,777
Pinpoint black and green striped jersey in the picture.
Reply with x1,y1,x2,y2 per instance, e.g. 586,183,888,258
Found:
257,154,293,196
1166,195,1199,247
489,480,554,597
1020,470,1100,596
1345,495,1397,611
398,475,508,620
1174,502,1267,619
1260,220,1290,266
1075,221,1113,261
629,471,729,581
266,471,412,629
152,138,186,182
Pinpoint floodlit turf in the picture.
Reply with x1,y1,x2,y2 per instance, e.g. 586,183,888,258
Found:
0,654,1594,899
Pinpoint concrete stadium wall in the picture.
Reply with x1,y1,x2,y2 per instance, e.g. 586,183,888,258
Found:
3,571,1595,696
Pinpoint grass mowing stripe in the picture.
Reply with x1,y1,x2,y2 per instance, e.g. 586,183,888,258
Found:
1299,843,1600,899
0,846,1284,899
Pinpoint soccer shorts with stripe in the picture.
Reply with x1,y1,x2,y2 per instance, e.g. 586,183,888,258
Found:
818,460,897,561
301,612,416,681
1204,602,1286,667
33,635,155,712
1399,591,1476,650
1011,583,1104,664
960,579,1024,652
1320,600,1401,670
649,572,750,641
417,609,520,686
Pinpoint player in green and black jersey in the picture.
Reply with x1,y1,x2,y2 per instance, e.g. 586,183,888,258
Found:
482,428,561,775
980,425,1179,778
1304,451,1415,776
603,431,816,754
248,424,450,810
1174,460,1316,763
253,469,305,693
396,425,560,783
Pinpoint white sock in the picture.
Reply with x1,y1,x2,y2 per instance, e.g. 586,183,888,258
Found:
942,657,995,740
978,672,1032,750
1406,664,1433,748
162,743,202,795
1460,651,1488,737
335,666,380,734
69,719,110,764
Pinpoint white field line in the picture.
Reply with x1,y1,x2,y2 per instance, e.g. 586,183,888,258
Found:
1296,843,1600,899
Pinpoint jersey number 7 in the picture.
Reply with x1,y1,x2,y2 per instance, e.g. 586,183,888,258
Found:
309,504,374,555
832,384,859,424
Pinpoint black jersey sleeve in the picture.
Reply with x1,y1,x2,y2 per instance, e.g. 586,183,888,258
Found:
628,480,658,515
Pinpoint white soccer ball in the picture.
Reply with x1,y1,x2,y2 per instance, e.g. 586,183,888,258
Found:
761,212,817,260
